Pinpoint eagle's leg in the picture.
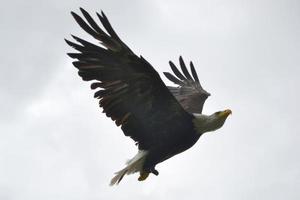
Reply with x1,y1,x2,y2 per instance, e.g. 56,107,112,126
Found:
138,167,159,181
151,168,159,176
138,171,149,181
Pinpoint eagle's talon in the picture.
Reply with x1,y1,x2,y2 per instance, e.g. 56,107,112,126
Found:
138,171,149,181
151,169,159,176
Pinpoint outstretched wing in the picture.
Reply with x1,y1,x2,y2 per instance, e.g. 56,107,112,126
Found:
163,56,210,114
65,8,192,150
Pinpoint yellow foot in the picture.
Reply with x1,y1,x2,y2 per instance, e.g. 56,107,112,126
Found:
138,171,149,181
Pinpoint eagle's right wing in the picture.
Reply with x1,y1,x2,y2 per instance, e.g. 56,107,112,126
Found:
65,8,192,150
164,56,210,114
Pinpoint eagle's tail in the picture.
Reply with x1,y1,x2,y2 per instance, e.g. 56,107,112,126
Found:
109,150,148,186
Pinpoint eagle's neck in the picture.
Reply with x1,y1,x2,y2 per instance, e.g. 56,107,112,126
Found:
192,113,221,135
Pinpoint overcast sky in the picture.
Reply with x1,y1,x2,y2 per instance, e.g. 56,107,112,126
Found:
0,0,299,199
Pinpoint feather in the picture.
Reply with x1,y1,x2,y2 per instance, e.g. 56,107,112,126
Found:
163,72,184,86
65,39,86,52
179,56,193,80
71,35,106,53
98,80,123,89
72,61,101,69
190,61,199,83
94,90,110,98
97,11,121,40
80,8,105,34
71,11,98,38
78,70,98,81
169,61,186,80
91,82,102,89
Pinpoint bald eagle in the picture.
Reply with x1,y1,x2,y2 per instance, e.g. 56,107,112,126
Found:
65,8,232,186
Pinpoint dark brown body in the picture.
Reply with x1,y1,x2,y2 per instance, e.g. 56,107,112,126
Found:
143,115,201,173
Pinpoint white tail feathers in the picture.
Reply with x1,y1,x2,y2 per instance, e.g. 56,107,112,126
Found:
109,150,148,186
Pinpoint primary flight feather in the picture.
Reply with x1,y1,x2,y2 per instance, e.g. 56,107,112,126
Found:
65,8,232,186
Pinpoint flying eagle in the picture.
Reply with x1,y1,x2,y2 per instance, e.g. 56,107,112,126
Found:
65,8,232,186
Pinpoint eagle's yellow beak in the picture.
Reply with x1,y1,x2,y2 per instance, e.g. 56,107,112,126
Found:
219,109,232,118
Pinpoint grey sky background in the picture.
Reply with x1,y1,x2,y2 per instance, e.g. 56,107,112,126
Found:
0,0,299,199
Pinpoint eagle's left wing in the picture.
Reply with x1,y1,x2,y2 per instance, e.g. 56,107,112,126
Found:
164,56,210,114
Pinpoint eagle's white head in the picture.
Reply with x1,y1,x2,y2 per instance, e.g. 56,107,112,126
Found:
193,109,232,134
